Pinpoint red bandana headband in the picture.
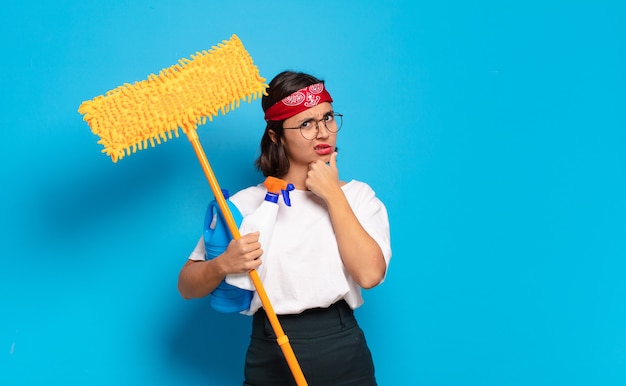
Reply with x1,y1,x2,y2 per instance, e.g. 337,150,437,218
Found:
264,83,333,121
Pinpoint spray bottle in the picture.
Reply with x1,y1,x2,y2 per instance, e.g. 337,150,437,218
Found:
225,176,294,291
204,189,253,313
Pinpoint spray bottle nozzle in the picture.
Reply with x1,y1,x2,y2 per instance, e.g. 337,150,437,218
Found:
264,176,295,207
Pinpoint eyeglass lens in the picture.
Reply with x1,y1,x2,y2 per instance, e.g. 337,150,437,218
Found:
300,114,343,140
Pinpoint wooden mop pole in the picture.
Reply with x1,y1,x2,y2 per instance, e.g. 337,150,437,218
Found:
186,130,308,386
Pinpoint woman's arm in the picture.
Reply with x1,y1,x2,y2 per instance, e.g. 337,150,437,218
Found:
177,232,263,299
305,153,387,289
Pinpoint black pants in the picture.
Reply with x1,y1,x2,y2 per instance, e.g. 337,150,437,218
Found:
243,300,377,386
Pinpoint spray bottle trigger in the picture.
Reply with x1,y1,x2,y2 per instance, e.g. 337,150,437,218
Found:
281,183,295,207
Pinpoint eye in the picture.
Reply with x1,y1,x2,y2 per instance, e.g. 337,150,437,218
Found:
300,120,314,129
323,113,334,122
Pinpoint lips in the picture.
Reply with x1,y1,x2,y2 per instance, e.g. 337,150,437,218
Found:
314,143,333,156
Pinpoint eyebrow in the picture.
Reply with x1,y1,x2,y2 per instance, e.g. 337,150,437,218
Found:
296,109,334,124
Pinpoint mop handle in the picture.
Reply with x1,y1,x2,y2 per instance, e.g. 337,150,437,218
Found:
186,131,308,386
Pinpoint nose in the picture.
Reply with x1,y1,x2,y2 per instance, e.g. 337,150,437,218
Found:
315,119,330,139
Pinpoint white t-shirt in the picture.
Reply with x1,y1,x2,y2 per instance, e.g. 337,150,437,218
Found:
188,179,392,315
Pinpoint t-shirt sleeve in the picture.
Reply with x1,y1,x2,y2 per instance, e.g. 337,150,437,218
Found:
351,182,392,272
188,236,206,261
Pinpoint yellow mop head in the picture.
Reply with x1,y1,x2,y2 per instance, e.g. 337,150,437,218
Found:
78,34,267,162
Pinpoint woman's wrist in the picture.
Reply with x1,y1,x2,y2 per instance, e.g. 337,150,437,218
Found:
203,256,227,279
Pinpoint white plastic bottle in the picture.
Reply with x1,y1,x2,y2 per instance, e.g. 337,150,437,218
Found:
225,176,294,291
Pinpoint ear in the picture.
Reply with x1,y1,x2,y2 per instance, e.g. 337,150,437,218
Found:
268,129,278,144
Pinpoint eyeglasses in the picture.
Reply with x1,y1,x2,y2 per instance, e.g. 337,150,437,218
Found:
282,112,343,140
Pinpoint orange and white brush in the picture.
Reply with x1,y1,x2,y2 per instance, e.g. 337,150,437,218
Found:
78,34,307,386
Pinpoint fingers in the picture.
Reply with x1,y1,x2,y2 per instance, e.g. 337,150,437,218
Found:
329,151,338,168
306,153,340,198
223,232,263,273
240,231,260,244
236,232,262,258
310,152,338,175
310,152,338,170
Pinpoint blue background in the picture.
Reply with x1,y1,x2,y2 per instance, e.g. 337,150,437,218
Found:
2,1,625,385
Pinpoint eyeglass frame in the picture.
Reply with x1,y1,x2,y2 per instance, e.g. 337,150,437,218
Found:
281,112,343,140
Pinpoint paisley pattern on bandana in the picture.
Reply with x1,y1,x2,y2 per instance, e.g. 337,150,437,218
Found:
282,92,306,106
264,83,333,121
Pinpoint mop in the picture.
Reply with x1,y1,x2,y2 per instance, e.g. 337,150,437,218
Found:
78,34,307,386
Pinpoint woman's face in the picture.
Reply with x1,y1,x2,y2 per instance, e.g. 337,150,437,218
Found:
273,102,337,172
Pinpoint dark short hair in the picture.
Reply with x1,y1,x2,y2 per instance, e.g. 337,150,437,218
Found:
255,71,324,177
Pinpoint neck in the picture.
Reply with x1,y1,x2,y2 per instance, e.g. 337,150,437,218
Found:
280,168,308,191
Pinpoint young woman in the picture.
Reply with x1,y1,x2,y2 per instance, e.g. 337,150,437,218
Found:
178,71,392,385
